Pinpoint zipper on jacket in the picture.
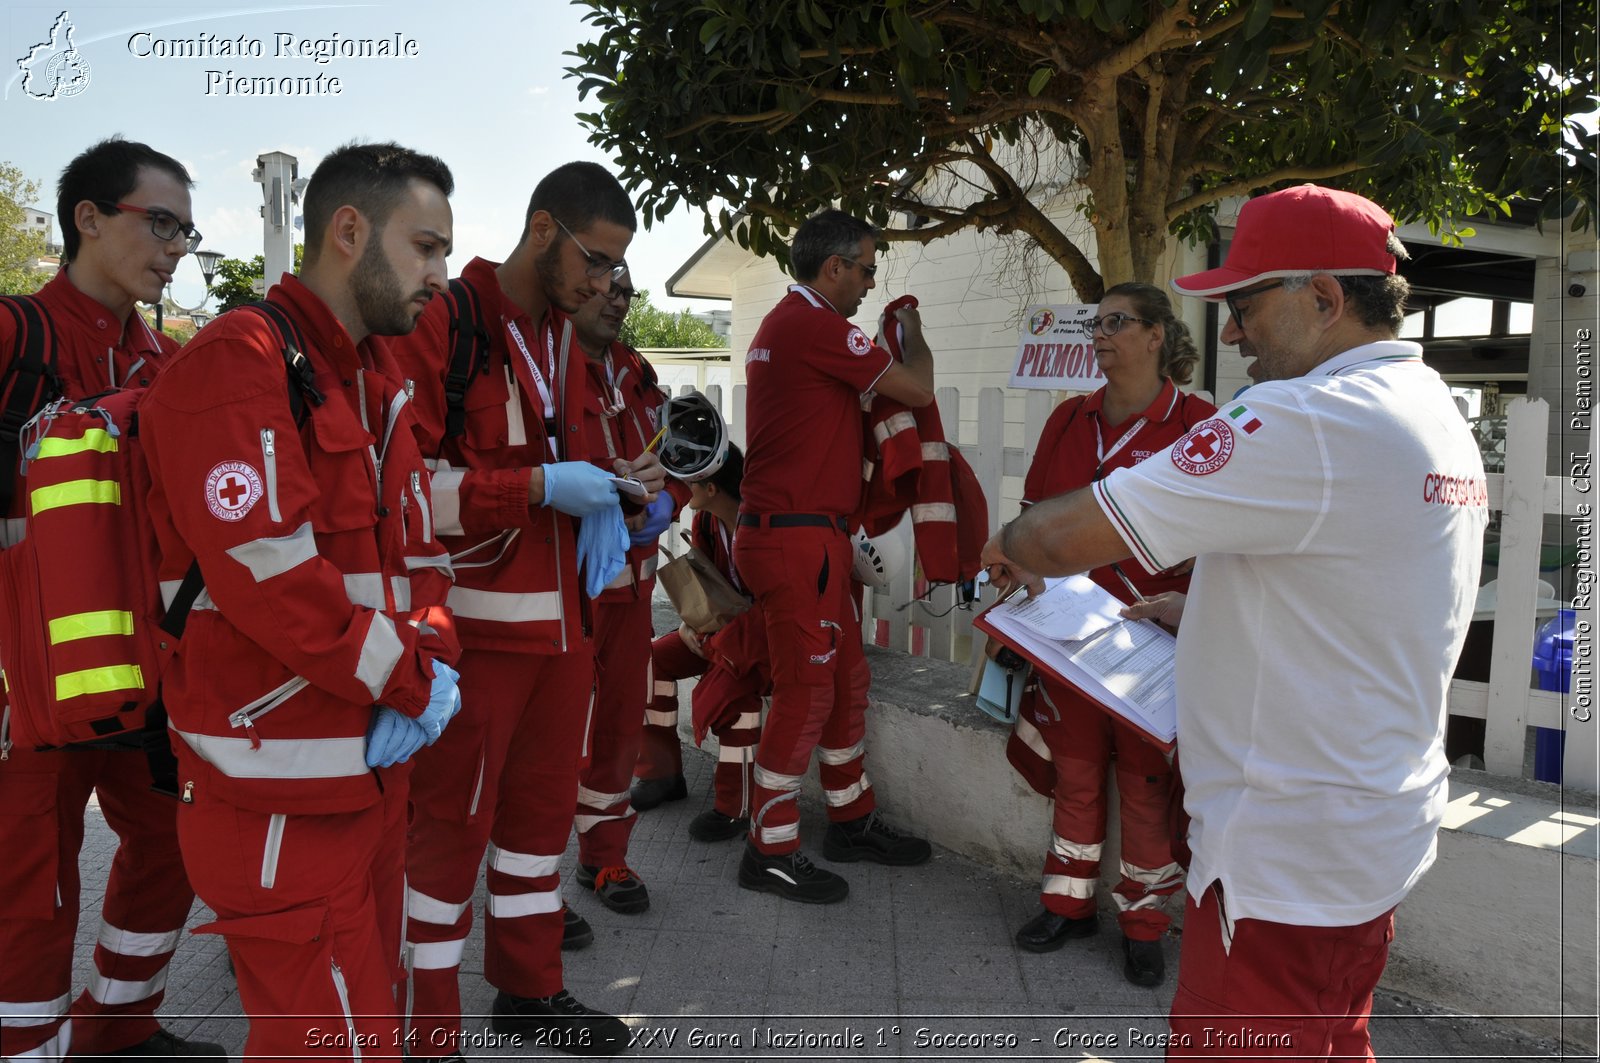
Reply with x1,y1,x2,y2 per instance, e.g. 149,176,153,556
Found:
468,752,486,818
260,428,281,522
260,813,285,889
227,676,311,749
398,487,409,546
330,960,362,1062
0,704,10,761
410,470,431,543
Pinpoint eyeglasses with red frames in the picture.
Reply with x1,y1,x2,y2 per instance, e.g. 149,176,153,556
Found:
96,201,202,253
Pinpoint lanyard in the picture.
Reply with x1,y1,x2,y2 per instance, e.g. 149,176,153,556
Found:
600,350,626,417
504,317,554,420
1094,414,1148,477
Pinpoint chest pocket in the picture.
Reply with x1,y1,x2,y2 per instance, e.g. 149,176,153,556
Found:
462,352,515,453
307,403,377,531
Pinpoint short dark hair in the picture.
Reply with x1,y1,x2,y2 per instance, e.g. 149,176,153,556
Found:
301,142,454,267
57,137,192,262
791,209,877,282
522,162,635,239
1101,282,1201,385
705,441,744,499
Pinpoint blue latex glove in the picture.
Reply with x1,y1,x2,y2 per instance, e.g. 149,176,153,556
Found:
365,706,427,767
542,461,621,517
577,507,628,597
417,660,462,744
628,492,675,546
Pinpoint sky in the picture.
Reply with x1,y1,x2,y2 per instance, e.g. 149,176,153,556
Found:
0,0,720,313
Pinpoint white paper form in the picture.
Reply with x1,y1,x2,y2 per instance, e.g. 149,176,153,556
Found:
1005,574,1128,642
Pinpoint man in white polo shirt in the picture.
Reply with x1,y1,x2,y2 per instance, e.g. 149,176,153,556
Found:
981,185,1487,1059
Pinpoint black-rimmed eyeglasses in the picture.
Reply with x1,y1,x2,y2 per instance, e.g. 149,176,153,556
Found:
1224,280,1285,323
97,201,202,253
553,217,628,281
1081,311,1155,337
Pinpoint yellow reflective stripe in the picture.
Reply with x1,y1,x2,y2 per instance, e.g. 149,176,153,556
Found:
31,479,121,515
55,665,144,701
48,610,135,645
35,429,119,458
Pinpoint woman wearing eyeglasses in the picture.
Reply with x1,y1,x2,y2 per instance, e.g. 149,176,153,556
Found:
1001,281,1215,986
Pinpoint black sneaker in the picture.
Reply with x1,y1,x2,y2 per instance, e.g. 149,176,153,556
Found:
561,902,593,950
576,864,650,914
78,1028,228,1059
737,841,848,904
1122,934,1166,987
629,774,687,811
490,989,628,1056
688,808,749,842
822,811,932,866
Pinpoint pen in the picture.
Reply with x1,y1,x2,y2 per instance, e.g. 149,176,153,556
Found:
1111,562,1148,605
643,425,667,453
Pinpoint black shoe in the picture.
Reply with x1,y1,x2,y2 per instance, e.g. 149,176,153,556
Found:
688,808,749,842
80,1028,229,1059
629,774,687,811
737,841,849,904
576,863,650,914
822,811,932,866
1014,908,1099,952
561,902,593,950
490,989,628,1056
1122,934,1166,986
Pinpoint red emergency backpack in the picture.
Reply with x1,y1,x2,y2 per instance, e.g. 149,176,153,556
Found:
0,297,321,754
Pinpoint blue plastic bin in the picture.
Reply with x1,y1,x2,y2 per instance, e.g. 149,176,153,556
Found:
1531,609,1574,783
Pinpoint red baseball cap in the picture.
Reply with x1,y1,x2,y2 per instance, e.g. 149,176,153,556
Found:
1172,184,1398,298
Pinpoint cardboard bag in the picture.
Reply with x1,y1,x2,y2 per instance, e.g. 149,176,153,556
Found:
657,538,749,633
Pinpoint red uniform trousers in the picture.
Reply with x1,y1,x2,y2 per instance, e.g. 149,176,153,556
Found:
405,647,594,1054
178,775,410,1063
575,596,653,868
1035,678,1182,941
635,631,692,783
0,743,192,1059
689,665,763,819
643,631,764,818
735,524,872,855
638,630,702,784
1168,884,1395,1061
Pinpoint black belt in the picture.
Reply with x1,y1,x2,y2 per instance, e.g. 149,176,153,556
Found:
737,512,847,531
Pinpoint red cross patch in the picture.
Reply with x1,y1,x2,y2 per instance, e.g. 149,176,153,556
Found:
205,461,264,521
1171,419,1235,476
846,327,872,357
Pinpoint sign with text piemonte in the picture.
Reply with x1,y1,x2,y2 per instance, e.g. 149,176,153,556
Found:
1010,304,1103,392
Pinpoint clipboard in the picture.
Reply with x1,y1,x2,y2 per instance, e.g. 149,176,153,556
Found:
974,596,1177,751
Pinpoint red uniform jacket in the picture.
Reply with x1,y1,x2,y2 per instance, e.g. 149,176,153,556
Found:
389,257,589,654
856,295,987,583
142,275,457,814
577,340,689,602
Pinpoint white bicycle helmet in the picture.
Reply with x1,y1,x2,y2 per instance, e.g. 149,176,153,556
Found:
851,517,911,588
657,392,728,482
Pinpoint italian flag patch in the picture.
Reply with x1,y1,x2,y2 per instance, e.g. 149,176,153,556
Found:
1226,403,1263,435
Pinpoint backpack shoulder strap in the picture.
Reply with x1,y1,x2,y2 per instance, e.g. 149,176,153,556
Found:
160,300,324,639
242,300,323,428
443,277,490,439
0,295,61,515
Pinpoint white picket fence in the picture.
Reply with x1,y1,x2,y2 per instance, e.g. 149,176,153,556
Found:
671,385,1596,789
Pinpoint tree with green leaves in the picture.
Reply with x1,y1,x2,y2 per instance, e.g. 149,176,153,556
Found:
571,0,1595,299
0,162,50,296
620,288,728,349
210,247,305,313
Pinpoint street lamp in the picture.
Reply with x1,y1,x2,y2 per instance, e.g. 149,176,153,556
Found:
155,249,225,331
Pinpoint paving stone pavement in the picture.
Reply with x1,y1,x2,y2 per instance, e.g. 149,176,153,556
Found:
71,746,1581,1063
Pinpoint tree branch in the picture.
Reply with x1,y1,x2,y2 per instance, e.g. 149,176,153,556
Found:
1166,160,1367,219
